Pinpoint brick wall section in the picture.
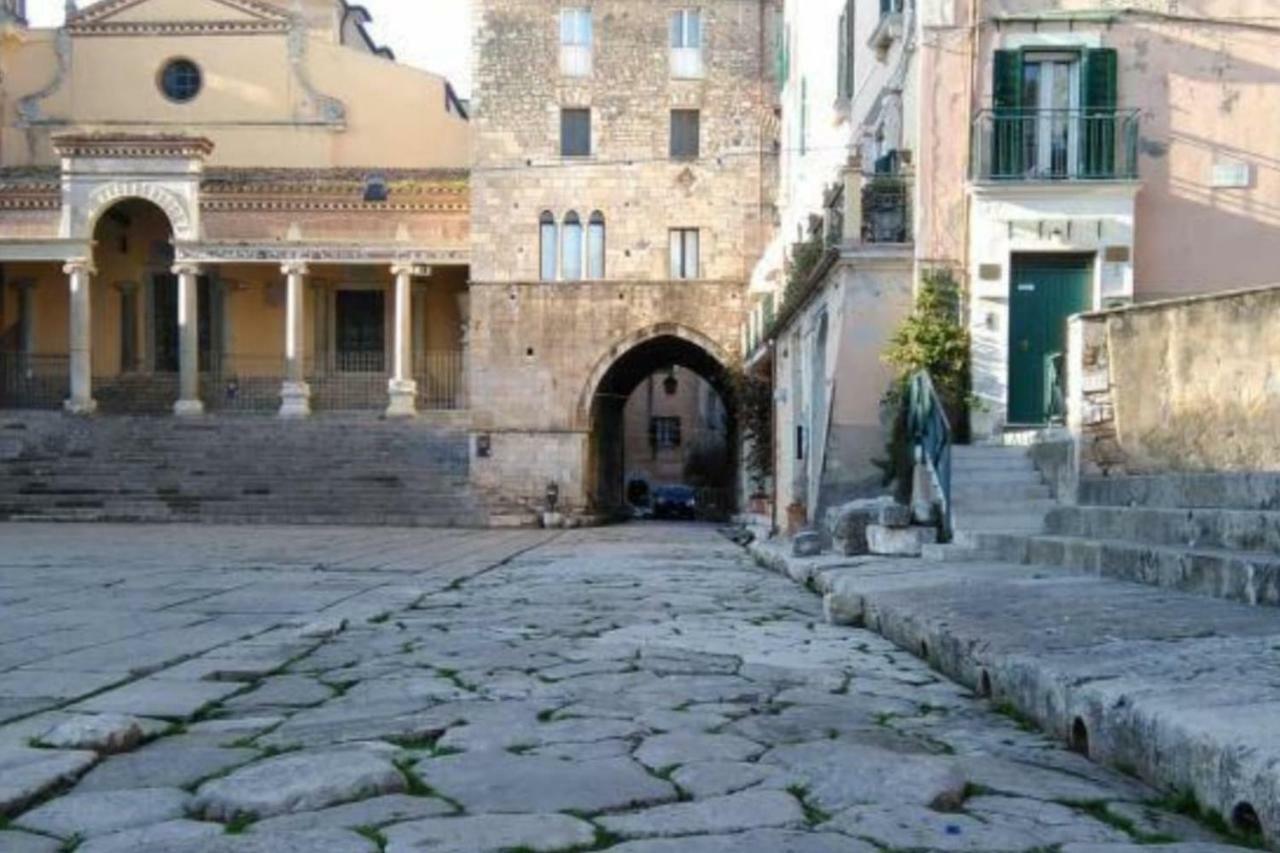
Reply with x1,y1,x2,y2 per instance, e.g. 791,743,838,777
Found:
469,0,779,514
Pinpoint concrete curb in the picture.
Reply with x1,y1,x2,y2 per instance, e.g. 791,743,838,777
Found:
743,535,1280,849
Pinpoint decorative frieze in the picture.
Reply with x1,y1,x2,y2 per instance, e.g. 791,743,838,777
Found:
175,243,468,265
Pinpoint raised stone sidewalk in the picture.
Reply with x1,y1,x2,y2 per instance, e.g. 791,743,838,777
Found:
748,533,1280,848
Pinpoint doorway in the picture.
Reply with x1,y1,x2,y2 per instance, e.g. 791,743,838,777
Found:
152,273,211,373
1008,253,1093,425
335,290,386,372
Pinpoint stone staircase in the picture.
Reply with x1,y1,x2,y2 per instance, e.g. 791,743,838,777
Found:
0,412,512,527
927,442,1280,608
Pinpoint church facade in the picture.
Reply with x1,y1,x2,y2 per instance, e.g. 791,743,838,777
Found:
0,0,781,521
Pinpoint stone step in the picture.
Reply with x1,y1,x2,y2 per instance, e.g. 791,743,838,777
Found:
0,412,493,528
966,531,1280,607
1080,473,1280,512
952,483,1052,501
1046,505,1280,555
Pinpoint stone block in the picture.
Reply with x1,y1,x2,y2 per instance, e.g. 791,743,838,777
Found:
866,525,938,558
791,531,822,557
825,497,897,556
878,503,913,528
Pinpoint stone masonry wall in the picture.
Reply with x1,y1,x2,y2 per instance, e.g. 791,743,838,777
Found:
469,0,779,514
1069,285,1280,478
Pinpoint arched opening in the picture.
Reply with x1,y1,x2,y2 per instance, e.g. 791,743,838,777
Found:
586,333,736,519
1231,802,1261,837
91,199,208,412
1070,716,1090,757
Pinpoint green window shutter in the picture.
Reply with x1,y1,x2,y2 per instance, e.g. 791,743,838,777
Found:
992,49,1024,177
1081,48,1118,177
837,11,849,99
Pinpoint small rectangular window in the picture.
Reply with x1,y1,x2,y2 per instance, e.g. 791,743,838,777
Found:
670,110,700,159
652,417,683,449
669,228,700,280
561,108,591,157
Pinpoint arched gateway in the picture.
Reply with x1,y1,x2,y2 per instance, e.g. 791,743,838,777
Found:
582,327,737,516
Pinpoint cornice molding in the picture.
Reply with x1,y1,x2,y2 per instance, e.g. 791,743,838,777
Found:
68,0,289,37
52,133,215,160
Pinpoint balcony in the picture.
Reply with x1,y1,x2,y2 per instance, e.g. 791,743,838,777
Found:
971,108,1140,183
823,169,913,247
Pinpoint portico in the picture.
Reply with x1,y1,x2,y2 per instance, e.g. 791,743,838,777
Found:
0,134,471,420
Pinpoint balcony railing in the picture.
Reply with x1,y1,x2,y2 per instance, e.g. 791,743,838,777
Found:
0,353,69,410
861,174,912,243
972,108,1140,182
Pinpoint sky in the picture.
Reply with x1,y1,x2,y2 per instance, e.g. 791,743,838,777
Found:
26,0,474,97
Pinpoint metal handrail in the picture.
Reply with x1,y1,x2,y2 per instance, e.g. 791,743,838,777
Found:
907,370,953,541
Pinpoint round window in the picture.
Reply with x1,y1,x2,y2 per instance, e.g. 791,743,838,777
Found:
159,59,202,103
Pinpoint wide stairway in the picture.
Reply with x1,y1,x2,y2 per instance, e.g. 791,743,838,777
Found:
0,413,501,527
955,461,1280,608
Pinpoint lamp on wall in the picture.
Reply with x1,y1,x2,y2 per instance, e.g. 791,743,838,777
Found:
662,368,679,396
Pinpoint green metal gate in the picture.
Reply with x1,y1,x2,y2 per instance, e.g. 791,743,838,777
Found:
1008,254,1094,425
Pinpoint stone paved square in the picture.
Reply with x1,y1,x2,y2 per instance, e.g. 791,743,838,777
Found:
0,523,1257,851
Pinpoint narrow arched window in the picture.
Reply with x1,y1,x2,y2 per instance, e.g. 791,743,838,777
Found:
539,211,557,281
562,211,583,281
587,211,606,279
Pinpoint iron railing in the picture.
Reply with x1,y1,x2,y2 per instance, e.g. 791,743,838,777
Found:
0,353,69,410
1045,351,1066,424
415,350,467,411
971,108,1140,182
0,350,466,414
907,370,952,541
861,173,912,243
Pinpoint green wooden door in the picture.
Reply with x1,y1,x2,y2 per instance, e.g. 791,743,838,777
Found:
1008,254,1093,425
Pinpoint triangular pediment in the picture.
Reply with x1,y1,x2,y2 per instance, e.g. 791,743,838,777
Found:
69,0,290,35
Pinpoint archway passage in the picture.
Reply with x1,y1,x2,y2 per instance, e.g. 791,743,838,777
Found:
90,198,211,412
587,334,737,518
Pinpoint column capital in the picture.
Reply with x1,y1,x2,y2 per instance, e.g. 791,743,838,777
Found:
63,259,95,277
391,262,423,278
171,262,202,277
281,260,310,277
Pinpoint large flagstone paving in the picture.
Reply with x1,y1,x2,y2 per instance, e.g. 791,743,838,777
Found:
0,522,1256,851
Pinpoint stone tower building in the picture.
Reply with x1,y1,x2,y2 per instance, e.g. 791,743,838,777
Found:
469,0,780,515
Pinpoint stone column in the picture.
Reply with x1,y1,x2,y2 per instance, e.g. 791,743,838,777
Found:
386,263,418,418
279,261,311,418
173,263,204,417
63,260,96,415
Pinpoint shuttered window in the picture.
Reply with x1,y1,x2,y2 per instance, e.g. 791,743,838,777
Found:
669,229,700,280
561,108,591,157
539,212,557,281
588,212,606,279
670,110,700,159
837,1,855,100
562,212,583,281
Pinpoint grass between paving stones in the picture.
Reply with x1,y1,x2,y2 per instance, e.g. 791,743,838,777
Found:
1073,801,1178,844
223,814,256,835
355,825,388,851
786,783,832,826
991,700,1039,733
1157,789,1267,849
393,758,464,812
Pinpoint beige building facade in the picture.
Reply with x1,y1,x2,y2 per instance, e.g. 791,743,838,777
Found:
0,0,471,421
468,0,779,516
942,0,1280,437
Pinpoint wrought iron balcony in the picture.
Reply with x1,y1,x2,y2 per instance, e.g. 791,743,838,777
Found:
971,108,1140,182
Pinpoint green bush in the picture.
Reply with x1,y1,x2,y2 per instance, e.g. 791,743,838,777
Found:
731,366,774,495
876,268,972,493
